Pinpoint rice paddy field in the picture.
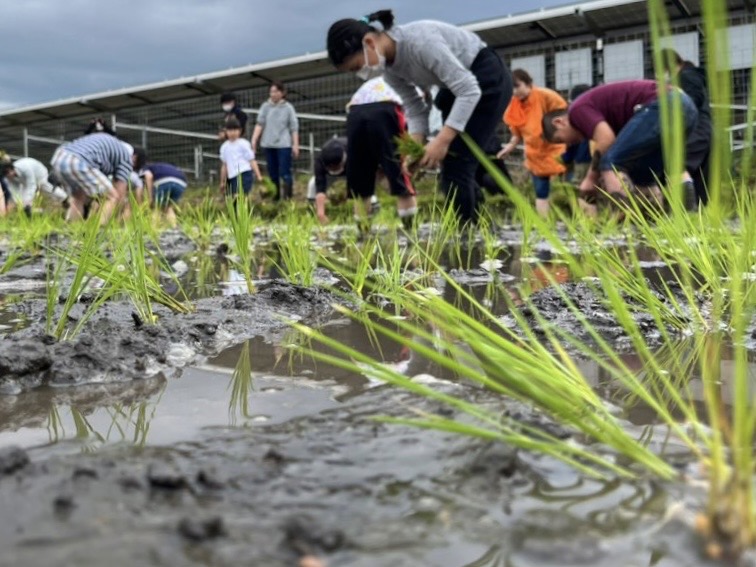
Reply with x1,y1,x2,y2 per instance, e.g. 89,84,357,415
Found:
1,3,755,566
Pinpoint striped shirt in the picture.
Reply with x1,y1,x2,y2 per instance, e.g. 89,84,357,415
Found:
61,133,133,181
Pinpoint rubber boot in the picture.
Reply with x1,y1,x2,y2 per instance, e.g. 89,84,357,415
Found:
282,180,293,201
682,180,698,212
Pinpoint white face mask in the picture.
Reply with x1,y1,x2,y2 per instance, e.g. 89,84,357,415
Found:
222,103,234,112
356,43,386,81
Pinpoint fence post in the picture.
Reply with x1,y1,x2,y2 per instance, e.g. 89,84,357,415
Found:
22,127,29,157
195,144,203,180
141,128,148,150
308,132,315,173
111,114,117,132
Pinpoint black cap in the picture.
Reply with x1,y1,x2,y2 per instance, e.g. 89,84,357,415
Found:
220,92,237,104
321,144,345,168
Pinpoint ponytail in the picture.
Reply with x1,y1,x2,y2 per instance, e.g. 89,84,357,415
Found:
326,9,395,67
365,10,394,30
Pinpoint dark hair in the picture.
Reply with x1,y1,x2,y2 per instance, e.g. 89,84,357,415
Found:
225,117,242,130
541,109,568,142
569,83,591,102
659,48,684,72
220,92,237,104
327,10,395,66
133,147,147,171
0,160,14,177
512,69,533,86
84,117,116,136
321,144,345,168
270,81,287,97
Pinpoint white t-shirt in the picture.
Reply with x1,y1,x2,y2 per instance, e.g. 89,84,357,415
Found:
5,157,50,206
220,139,255,179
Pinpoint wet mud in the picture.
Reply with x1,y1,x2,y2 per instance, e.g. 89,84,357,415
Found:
1,282,340,394
0,379,728,567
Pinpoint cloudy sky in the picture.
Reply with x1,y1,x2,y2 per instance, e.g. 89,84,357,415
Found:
0,0,569,109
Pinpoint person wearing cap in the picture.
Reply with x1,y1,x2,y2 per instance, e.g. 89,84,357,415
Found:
219,92,248,140
220,117,262,198
51,132,136,224
0,156,68,216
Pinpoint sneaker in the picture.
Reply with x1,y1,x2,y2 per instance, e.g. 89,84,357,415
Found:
682,180,698,212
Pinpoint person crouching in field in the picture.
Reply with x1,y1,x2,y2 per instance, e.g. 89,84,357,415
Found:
327,9,512,227
133,148,187,227
220,117,263,199
498,68,567,218
312,77,417,231
542,79,698,216
51,132,136,225
0,156,68,216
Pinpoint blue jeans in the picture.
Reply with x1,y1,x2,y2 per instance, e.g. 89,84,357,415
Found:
600,91,698,186
153,181,186,208
532,175,551,199
227,170,254,196
264,147,293,199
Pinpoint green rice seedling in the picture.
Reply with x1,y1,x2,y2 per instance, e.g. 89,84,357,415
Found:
271,211,318,286
177,190,218,249
228,340,253,425
395,131,425,180
224,191,256,293
51,211,114,340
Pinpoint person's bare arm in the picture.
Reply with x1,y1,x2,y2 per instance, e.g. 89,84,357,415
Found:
251,124,263,152
315,192,328,225
591,121,616,155
251,160,263,181
143,171,154,204
292,132,300,159
219,163,227,195
497,134,522,158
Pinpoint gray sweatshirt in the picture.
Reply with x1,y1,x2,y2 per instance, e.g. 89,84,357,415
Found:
257,100,299,148
383,21,486,136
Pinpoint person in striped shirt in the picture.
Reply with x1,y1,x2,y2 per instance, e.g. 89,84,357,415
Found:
51,132,135,224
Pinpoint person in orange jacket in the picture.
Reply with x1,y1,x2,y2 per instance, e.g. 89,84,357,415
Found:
497,69,567,217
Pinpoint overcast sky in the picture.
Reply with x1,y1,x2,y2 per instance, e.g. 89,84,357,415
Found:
0,0,569,109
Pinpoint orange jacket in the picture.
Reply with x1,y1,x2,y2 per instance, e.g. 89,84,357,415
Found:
504,87,567,177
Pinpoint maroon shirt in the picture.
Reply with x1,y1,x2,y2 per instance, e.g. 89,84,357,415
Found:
568,80,659,139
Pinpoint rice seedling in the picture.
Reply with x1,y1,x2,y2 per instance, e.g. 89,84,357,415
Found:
224,191,256,293
177,190,218,249
271,211,319,287
228,340,253,425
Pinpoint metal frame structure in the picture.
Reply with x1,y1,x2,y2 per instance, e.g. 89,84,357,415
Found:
0,0,752,181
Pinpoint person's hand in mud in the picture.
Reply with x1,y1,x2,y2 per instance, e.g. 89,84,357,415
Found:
315,192,329,225
420,126,455,169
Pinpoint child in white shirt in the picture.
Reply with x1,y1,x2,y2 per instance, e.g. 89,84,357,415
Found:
220,117,262,197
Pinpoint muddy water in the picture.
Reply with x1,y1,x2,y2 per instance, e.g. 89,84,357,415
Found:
0,230,743,567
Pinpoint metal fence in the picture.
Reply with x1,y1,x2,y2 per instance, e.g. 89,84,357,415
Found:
0,15,753,182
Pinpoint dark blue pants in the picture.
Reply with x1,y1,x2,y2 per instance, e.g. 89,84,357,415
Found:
227,170,254,196
264,147,293,200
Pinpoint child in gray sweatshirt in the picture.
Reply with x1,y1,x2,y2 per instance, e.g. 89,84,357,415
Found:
327,9,512,225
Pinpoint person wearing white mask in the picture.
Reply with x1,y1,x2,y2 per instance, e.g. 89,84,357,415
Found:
218,92,248,141
327,9,512,227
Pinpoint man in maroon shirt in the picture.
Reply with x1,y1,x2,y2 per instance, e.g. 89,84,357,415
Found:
542,80,698,213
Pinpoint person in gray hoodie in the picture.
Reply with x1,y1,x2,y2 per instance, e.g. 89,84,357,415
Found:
251,81,300,201
327,9,512,226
